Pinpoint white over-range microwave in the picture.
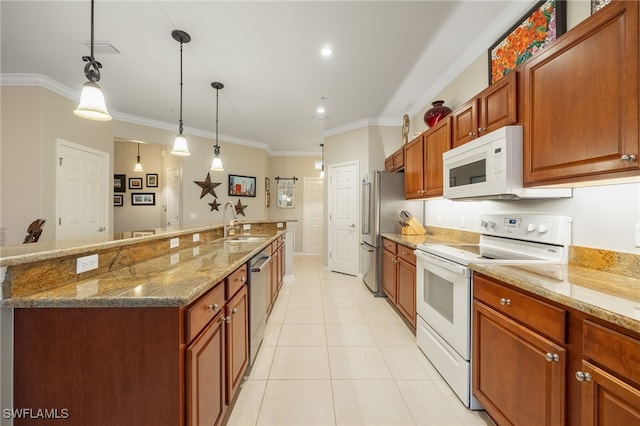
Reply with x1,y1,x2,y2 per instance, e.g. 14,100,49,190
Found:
442,126,572,200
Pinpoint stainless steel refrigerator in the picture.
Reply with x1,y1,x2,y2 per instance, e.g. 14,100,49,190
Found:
360,170,423,296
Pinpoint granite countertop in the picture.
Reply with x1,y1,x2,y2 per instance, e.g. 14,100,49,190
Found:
471,263,640,334
381,231,479,249
1,233,280,309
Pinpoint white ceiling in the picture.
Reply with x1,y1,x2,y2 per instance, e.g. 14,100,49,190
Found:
1,1,536,155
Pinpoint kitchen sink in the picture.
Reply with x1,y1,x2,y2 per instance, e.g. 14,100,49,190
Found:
224,235,268,243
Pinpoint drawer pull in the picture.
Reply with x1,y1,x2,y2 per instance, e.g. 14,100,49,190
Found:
231,308,238,314
207,303,219,311
575,371,592,382
500,298,512,306
239,276,246,283
223,316,231,324
621,154,637,161
545,352,560,362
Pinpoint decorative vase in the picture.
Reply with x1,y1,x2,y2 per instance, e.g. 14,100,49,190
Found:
423,100,452,128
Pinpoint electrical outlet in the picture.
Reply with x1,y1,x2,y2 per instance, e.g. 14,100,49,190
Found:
635,223,640,247
76,254,99,274
170,238,179,249
192,233,200,242
190,213,197,220
243,224,251,230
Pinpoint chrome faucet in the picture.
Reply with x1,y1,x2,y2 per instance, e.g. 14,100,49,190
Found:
223,201,237,237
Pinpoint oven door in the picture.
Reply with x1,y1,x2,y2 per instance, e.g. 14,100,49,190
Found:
415,249,471,360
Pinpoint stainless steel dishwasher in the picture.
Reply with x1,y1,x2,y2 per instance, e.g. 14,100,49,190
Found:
249,251,270,366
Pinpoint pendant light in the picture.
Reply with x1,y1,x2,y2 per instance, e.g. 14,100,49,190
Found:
319,143,325,178
171,30,191,156
133,143,144,172
210,81,225,171
74,0,112,121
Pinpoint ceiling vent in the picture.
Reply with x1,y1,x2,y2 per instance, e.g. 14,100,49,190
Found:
82,41,120,54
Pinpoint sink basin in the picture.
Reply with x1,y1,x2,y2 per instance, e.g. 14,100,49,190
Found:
224,235,267,243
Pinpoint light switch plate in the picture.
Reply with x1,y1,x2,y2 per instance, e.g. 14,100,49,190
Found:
243,224,251,230
76,254,99,274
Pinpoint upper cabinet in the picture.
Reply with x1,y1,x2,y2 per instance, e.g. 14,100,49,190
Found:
523,0,640,185
385,146,405,172
452,71,518,148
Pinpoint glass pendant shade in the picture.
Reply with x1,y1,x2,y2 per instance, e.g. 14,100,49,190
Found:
74,81,112,121
133,160,144,172
210,155,224,171
171,133,190,156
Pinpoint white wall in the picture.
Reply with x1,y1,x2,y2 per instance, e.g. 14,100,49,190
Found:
425,183,640,254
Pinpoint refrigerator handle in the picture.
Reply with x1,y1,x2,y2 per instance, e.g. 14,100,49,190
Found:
361,181,371,235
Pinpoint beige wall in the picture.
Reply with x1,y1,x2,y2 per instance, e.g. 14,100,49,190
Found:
268,156,322,252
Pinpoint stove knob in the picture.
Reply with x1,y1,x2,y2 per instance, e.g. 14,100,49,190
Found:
527,223,537,232
480,220,488,228
538,224,549,234
487,220,496,228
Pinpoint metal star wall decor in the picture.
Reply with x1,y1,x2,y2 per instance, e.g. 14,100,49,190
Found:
234,198,248,217
193,172,221,199
208,199,220,212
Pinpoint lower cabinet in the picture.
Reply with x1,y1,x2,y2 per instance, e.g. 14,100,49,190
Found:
473,272,640,426
226,285,249,403
381,238,416,329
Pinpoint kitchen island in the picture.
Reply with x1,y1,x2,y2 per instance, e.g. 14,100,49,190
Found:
0,222,286,426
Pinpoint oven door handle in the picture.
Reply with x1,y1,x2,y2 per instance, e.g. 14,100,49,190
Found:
414,250,469,276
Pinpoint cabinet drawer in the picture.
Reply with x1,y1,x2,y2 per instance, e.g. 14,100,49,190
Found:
227,264,248,298
185,281,225,343
583,320,640,386
393,149,404,170
473,274,566,344
396,244,416,265
382,238,396,254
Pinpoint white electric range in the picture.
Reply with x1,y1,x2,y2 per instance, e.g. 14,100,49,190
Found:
414,214,572,409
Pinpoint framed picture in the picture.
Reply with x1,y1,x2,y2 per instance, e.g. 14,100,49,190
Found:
146,173,158,188
228,174,256,197
129,177,143,190
131,192,156,206
113,194,123,207
277,179,295,209
591,0,611,14
488,0,566,85
265,177,270,191
114,174,126,193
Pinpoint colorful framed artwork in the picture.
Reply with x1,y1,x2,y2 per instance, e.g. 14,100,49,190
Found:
228,174,256,197
488,0,566,85
113,194,123,207
146,173,158,188
591,0,611,14
131,193,155,206
114,174,126,193
128,177,143,190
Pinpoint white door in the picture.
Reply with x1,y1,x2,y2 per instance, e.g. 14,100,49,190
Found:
165,167,180,230
56,140,109,241
328,161,358,275
303,177,323,255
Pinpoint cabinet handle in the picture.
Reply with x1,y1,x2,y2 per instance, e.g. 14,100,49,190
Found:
545,352,560,362
467,132,476,137
231,308,238,314
223,316,231,324
621,154,637,161
207,303,219,311
477,127,486,132
500,297,512,306
240,276,246,283
575,371,592,382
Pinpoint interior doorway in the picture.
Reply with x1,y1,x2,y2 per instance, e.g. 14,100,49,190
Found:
328,161,358,276
303,177,323,255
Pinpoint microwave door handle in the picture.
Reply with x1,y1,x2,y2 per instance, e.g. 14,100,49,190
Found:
361,181,371,235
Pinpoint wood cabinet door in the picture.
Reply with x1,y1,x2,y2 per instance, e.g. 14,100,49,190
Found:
226,285,249,404
382,249,397,303
451,98,478,148
269,252,278,312
473,301,566,426
393,148,405,171
384,156,394,172
278,243,285,287
396,258,416,328
186,311,226,426
404,136,425,199
580,360,640,426
479,70,517,136
523,1,640,185
423,117,452,198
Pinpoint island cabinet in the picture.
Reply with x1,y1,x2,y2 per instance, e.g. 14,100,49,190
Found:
473,273,567,426
451,70,517,148
13,263,250,426
403,116,452,199
384,147,405,172
522,0,640,185
381,238,416,329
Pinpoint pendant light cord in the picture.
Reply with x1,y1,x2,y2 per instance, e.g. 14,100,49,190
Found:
178,41,184,135
82,0,102,83
215,86,219,151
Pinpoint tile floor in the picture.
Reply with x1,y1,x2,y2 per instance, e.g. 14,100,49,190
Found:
227,255,493,426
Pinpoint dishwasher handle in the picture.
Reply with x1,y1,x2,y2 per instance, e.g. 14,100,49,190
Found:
251,255,272,272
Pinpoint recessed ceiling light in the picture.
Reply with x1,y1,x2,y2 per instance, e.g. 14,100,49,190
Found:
316,107,325,114
321,45,333,57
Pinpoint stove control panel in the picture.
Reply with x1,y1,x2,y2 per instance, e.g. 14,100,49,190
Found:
479,214,572,246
